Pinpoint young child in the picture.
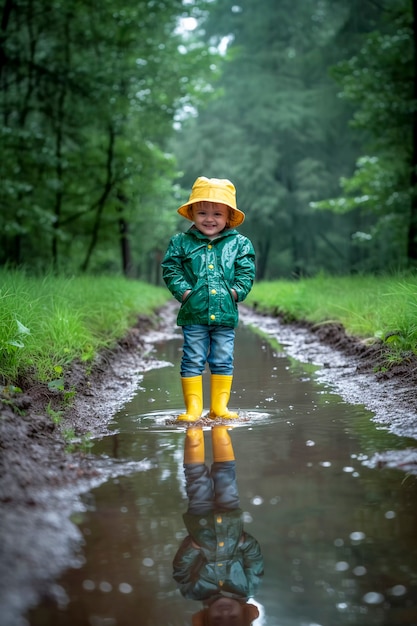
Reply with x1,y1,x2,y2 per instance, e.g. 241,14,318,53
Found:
161,176,256,422
173,425,263,625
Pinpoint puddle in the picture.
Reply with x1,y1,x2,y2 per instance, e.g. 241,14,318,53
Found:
27,322,417,626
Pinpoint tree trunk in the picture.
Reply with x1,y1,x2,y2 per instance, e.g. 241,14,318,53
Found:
116,191,134,277
51,88,66,271
408,0,417,263
80,125,116,272
51,15,71,271
118,213,134,277
0,0,14,81
255,236,270,281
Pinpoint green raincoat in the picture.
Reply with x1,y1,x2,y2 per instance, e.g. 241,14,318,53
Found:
173,509,264,602
161,226,255,328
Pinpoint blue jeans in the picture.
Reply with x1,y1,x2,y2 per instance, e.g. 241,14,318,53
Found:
184,461,240,515
181,324,235,377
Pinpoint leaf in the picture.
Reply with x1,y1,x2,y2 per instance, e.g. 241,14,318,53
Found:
7,339,24,348
48,378,65,392
16,319,30,335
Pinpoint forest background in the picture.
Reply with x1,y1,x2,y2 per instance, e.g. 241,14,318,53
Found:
1,0,416,282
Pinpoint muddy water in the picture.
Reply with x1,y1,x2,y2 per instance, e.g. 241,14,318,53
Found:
28,323,417,626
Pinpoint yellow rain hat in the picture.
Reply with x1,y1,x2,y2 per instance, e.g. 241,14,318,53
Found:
177,176,245,227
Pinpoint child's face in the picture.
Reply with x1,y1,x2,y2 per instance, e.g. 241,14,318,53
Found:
206,597,244,625
191,202,229,238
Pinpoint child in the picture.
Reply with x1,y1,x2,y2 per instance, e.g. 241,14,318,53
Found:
173,425,263,625
161,176,256,421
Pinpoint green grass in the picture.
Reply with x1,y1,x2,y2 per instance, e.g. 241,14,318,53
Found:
246,273,417,356
0,270,169,384
2,270,416,387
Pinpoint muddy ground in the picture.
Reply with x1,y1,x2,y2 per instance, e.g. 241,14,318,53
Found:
1,302,417,626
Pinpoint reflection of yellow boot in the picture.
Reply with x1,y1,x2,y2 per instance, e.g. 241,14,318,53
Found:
184,427,205,464
211,426,235,462
178,376,203,422
208,374,239,419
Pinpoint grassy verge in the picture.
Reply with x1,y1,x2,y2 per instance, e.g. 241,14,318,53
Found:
246,273,417,359
0,270,169,386
2,270,416,387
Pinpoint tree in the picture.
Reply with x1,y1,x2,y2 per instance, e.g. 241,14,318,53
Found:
312,0,415,269
173,0,383,278
0,0,217,277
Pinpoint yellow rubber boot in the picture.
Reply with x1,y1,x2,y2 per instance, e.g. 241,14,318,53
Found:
178,376,203,422
208,374,239,419
184,427,205,464
211,426,235,462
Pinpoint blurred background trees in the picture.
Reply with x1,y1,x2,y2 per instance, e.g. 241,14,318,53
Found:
0,0,216,276
1,0,414,279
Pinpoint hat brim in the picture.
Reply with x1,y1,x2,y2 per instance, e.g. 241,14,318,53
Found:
177,199,245,228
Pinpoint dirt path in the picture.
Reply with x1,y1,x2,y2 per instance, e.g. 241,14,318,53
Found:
240,307,417,441
1,302,416,626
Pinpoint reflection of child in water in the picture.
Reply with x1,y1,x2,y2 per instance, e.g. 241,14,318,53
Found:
173,426,263,626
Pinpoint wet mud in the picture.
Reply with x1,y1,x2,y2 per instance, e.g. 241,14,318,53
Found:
1,301,416,625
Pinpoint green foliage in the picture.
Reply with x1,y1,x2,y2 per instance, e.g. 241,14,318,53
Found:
64,431,94,454
0,384,25,415
0,313,31,354
46,401,64,425
333,14,413,146
313,156,409,215
2,0,414,277
312,0,414,268
311,155,409,269
173,0,384,278
0,0,217,277
0,269,169,384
